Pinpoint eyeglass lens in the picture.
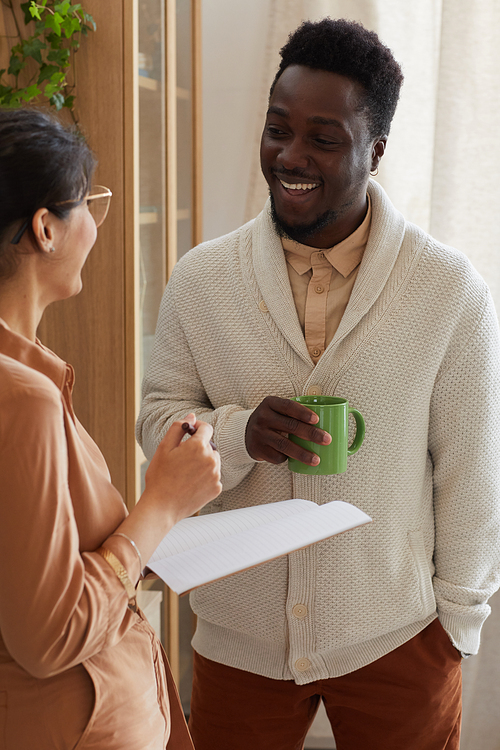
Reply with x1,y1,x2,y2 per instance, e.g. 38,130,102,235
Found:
87,186,111,228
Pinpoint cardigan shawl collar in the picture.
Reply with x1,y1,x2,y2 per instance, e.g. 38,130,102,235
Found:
251,179,408,370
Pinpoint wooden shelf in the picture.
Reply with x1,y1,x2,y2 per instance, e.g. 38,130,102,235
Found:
138,78,189,102
139,211,159,225
139,74,158,91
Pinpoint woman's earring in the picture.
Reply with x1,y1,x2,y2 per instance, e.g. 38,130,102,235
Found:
370,167,379,176
49,247,56,253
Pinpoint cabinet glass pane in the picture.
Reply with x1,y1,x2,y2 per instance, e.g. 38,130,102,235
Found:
139,0,167,380
176,0,193,260
176,0,195,713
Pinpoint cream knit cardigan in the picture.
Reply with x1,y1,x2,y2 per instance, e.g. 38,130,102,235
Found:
137,180,500,683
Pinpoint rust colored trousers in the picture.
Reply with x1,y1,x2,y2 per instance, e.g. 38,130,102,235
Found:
189,619,462,750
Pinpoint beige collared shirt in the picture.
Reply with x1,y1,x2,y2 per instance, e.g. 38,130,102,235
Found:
282,195,371,363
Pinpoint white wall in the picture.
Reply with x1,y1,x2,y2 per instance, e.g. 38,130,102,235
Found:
202,0,270,241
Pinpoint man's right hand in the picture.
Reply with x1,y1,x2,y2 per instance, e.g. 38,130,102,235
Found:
245,396,331,466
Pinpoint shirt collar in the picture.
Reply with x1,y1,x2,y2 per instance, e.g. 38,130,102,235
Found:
282,194,372,279
0,317,71,393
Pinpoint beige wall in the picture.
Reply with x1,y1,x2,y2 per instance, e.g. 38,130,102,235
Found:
202,0,270,241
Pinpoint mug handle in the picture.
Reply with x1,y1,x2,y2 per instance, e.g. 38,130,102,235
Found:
347,408,365,455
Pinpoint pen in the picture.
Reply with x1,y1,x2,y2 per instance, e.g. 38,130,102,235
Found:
182,422,217,451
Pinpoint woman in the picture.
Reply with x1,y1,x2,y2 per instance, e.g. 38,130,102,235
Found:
0,108,221,749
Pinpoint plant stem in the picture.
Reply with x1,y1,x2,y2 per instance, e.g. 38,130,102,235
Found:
6,0,22,40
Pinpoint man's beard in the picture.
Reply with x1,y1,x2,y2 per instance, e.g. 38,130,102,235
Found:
269,191,340,245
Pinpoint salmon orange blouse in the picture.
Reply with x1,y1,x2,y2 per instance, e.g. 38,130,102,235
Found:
0,318,192,750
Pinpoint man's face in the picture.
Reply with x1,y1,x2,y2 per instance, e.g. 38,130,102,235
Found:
260,65,385,248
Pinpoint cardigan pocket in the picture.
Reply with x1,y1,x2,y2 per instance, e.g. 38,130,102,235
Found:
408,530,436,616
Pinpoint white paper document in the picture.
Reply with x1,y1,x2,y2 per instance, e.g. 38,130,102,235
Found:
145,499,372,595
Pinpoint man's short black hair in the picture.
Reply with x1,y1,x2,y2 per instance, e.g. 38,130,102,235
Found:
270,18,404,139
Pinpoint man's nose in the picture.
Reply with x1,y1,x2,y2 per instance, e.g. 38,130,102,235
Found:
276,137,309,171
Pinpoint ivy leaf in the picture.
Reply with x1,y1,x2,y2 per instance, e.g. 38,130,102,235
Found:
83,12,96,31
8,55,25,77
0,84,13,98
44,81,60,96
47,48,70,66
44,70,65,96
54,0,72,13
0,90,18,107
70,4,82,13
63,94,75,109
47,31,62,48
37,63,60,84
49,92,65,110
22,37,47,65
21,2,35,24
62,16,81,39
45,12,64,36
20,84,42,102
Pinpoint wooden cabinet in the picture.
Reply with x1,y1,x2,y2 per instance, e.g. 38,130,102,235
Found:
37,0,202,694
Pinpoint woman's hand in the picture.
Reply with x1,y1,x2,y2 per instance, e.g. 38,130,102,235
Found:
143,413,222,524
110,414,221,572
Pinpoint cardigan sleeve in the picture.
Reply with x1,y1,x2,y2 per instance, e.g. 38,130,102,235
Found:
137,271,257,492
428,289,500,655
0,379,138,680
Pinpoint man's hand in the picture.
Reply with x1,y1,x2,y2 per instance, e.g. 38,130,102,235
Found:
245,396,331,465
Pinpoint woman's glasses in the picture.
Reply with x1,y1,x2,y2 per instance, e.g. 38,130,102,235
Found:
10,185,113,245
85,185,112,227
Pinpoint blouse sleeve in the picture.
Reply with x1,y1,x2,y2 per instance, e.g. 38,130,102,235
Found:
0,377,138,679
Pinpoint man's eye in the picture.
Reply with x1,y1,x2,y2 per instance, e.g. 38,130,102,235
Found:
315,138,335,146
267,126,286,136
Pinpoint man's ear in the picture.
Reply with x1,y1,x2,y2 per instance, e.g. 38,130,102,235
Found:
371,136,387,172
31,208,56,254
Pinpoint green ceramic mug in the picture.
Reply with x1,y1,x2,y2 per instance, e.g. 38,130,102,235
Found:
288,396,365,475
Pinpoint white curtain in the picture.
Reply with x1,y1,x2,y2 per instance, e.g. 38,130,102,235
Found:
242,2,500,747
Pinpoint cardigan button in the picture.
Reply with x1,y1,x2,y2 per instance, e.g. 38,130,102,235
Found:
295,658,311,672
258,300,269,312
292,604,308,619
306,386,322,396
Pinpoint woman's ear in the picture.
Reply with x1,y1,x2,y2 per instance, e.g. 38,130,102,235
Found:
31,208,56,254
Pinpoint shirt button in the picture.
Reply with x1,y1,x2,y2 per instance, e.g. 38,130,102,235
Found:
258,300,269,312
292,604,308,619
295,658,311,672
315,285,324,294
307,386,322,396
311,348,321,357
318,252,325,259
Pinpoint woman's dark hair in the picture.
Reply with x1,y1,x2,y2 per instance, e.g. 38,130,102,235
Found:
270,18,404,139
0,107,96,280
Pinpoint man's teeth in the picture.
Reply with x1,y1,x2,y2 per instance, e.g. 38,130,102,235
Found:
279,180,319,190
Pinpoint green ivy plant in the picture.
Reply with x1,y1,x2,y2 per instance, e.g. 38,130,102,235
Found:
0,0,95,120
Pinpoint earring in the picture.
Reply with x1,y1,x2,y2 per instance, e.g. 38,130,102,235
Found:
49,247,55,253
370,167,379,176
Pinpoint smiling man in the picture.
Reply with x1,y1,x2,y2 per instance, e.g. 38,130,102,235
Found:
137,19,500,750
